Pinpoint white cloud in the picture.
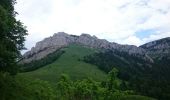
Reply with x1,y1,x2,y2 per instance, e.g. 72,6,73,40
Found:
15,0,170,51
117,35,142,46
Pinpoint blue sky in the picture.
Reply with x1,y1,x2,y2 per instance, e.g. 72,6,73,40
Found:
15,0,170,52
136,29,158,39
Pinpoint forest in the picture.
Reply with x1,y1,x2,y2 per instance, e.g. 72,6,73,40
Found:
83,50,170,100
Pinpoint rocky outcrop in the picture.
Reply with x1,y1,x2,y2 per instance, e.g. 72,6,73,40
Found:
20,32,152,64
140,37,170,59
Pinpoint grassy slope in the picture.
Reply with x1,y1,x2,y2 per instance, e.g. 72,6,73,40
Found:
17,44,156,100
19,44,107,83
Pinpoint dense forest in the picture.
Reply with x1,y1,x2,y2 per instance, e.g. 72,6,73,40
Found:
83,50,170,100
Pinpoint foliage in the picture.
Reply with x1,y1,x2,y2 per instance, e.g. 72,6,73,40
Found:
54,68,156,100
0,68,156,100
118,95,156,100
107,68,119,91
73,78,101,99
0,0,27,74
21,49,65,72
56,74,74,99
83,50,170,100
19,45,107,82
0,72,55,100
83,50,151,80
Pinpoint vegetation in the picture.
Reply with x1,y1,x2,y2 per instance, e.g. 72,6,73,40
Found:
0,72,55,100
83,50,170,100
84,50,152,80
0,0,27,75
54,68,156,100
21,49,65,72
0,69,156,100
19,44,107,82
0,0,166,100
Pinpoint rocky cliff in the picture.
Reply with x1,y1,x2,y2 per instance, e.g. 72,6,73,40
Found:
140,37,170,59
20,32,152,64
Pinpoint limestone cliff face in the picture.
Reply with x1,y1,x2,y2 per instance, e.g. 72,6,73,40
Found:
21,32,151,64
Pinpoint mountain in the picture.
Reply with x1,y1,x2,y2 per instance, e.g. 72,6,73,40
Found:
20,32,154,78
140,37,170,59
20,32,170,80
140,37,170,80
19,32,170,100
20,32,152,64
20,32,170,79
82,37,170,100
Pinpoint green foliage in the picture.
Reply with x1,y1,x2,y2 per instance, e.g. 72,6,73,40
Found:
0,68,156,100
0,0,27,74
107,68,119,91
0,72,55,100
0,0,16,14
83,50,170,100
83,50,151,80
19,44,107,82
21,49,65,72
73,78,101,99
118,95,156,100
54,68,155,100
56,74,74,99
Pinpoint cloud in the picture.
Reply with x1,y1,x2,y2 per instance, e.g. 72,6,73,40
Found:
116,35,142,46
142,31,170,44
15,0,170,51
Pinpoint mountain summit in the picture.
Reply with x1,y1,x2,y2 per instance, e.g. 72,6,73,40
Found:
21,32,151,64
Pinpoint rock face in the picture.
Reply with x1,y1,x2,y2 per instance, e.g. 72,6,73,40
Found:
140,37,170,59
21,32,151,64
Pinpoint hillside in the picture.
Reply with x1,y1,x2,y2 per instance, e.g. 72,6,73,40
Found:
140,37,170,59
140,37,170,81
83,37,170,100
19,44,107,83
18,32,170,100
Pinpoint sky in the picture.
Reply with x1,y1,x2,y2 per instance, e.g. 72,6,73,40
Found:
15,0,170,52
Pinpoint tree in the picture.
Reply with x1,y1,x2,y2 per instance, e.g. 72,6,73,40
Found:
107,68,119,91
0,0,27,74
56,74,74,99
74,78,101,99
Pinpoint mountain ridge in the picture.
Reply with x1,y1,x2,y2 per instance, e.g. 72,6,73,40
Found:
21,32,153,64
140,37,170,59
